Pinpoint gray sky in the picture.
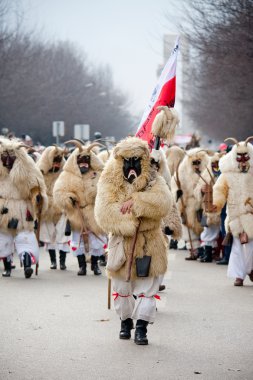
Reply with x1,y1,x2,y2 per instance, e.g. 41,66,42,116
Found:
21,0,179,115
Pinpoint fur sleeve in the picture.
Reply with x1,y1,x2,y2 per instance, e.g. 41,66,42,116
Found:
132,176,172,220
213,174,228,213
95,182,139,237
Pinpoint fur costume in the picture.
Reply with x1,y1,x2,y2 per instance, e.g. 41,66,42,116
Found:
194,151,222,227
53,142,104,235
97,149,111,163
0,137,48,236
94,136,173,280
213,139,253,239
36,145,66,225
165,145,185,176
171,148,210,236
151,148,182,240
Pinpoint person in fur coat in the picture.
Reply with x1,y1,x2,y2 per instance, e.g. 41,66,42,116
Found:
94,136,172,345
207,137,253,286
53,140,107,276
194,151,223,262
171,148,210,260
0,137,48,278
36,145,69,270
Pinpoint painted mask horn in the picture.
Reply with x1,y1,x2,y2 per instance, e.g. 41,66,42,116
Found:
224,137,239,146
245,136,253,146
64,140,83,152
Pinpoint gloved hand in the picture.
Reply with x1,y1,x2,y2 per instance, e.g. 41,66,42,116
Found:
164,226,174,235
1,207,8,214
176,189,183,202
69,197,77,207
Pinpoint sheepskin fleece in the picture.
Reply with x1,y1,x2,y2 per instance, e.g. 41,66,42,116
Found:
166,145,185,176
0,138,48,235
213,142,253,238
94,137,172,280
155,149,182,240
36,146,65,224
194,152,222,226
171,148,210,235
53,146,104,233
97,149,111,163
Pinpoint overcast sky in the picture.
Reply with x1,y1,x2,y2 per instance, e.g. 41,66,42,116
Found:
20,0,180,116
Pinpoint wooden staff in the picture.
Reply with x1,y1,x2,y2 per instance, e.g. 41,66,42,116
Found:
34,181,43,275
108,277,111,309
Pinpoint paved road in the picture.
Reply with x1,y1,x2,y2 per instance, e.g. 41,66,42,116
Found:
1,248,253,380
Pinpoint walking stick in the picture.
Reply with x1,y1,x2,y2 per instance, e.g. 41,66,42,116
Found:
108,278,111,309
34,180,43,275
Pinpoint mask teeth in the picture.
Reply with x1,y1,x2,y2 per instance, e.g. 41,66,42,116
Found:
128,169,137,179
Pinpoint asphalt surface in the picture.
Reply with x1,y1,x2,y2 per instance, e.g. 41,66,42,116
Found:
1,247,253,380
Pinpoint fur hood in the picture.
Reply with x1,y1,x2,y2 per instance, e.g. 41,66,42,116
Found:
63,145,104,177
104,137,153,192
36,146,65,174
219,141,253,174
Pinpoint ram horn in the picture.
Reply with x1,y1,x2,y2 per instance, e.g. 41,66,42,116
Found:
64,140,83,151
224,137,239,146
244,136,253,146
86,142,107,152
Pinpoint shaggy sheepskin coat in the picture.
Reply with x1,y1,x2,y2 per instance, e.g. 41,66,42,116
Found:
36,146,65,224
213,142,253,239
94,137,172,281
171,148,210,236
53,147,104,234
0,138,48,235
194,152,222,227
154,149,182,240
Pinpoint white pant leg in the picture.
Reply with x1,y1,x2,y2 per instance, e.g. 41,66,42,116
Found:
69,230,84,257
132,277,160,323
89,233,107,257
0,231,14,258
182,225,200,250
227,237,253,280
200,225,220,247
55,215,70,252
14,231,40,264
40,221,56,244
112,278,135,321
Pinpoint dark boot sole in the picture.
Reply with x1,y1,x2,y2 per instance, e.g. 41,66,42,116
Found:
2,272,11,277
60,266,66,270
134,339,148,345
119,334,131,340
24,267,33,279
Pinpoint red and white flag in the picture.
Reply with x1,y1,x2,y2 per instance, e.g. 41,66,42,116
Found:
136,36,179,149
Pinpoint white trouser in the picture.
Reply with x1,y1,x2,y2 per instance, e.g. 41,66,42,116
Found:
40,215,70,252
69,230,107,257
200,225,220,247
182,225,200,250
112,277,160,323
0,230,39,264
227,237,253,280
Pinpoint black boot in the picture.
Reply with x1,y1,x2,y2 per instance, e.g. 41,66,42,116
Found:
91,255,101,275
77,254,86,276
119,318,134,340
23,252,33,278
134,319,149,345
48,249,57,269
196,246,205,260
200,245,213,263
169,239,178,250
59,250,67,270
2,257,11,277
99,254,107,267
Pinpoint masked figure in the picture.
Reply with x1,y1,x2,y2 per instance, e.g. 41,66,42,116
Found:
53,140,106,276
36,145,69,270
194,151,223,262
171,148,210,259
0,137,48,278
208,137,253,286
95,137,172,345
